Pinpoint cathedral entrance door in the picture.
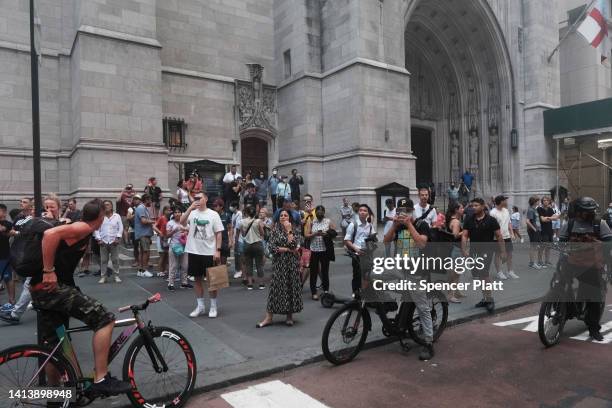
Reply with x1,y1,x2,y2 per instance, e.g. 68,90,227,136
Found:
411,126,432,186
241,136,268,177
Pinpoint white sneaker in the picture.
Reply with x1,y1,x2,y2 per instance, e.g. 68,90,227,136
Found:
520,238,524,243
98,277,106,284
188,275,195,282
497,271,508,280
141,270,153,278
507,271,519,279
233,271,243,279
530,263,542,269
189,305,206,318
114,276,122,283
26,302,33,311
208,305,218,318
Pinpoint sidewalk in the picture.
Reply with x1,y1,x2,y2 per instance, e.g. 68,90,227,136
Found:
0,244,556,405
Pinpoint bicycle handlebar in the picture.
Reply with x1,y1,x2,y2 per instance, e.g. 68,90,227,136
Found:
118,292,162,313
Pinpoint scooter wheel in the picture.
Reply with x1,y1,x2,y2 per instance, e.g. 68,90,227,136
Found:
321,293,335,308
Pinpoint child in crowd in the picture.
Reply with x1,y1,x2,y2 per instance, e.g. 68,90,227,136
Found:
510,206,523,243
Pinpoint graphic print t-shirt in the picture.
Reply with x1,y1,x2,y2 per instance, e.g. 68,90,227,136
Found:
185,208,224,256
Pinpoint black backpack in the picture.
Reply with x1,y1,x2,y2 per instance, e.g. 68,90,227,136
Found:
10,218,60,277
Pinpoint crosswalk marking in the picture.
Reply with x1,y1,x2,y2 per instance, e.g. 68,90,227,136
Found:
221,380,330,408
493,315,539,332
494,314,612,344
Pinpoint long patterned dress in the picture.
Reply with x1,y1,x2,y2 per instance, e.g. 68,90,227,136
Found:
266,225,303,315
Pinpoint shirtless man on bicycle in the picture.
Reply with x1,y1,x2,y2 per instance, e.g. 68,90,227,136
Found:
31,199,131,395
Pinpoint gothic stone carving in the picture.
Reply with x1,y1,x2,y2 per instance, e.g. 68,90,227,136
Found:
237,63,277,134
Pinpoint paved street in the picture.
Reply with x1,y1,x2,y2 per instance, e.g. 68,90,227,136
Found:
0,244,565,405
193,297,612,408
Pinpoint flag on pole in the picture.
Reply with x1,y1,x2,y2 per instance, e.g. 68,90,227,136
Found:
577,0,610,63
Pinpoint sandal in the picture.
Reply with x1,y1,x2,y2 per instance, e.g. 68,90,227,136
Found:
285,320,294,327
256,321,273,328
312,294,319,301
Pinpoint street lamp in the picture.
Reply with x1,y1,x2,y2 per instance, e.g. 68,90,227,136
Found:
30,0,42,217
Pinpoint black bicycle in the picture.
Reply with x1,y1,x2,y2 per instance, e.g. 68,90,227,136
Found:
0,293,196,408
538,257,608,347
321,291,448,365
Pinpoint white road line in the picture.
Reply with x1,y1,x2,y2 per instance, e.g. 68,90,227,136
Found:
493,315,539,332
221,380,330,408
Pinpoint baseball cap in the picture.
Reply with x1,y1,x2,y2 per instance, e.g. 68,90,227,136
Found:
125,184,133,190
396,198,415,210
133,194,142,200
494,195,508,205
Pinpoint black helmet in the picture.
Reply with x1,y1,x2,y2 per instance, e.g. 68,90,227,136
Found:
574,197,598,212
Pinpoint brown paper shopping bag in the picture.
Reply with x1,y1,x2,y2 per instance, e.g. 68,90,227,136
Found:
206,264,229,292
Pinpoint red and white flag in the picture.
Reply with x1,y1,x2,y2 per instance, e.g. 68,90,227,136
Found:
577,0,610,63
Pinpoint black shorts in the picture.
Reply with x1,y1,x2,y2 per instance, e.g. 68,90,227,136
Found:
527,229,541,243
503,238,514,253
187,253,214,277
540,230,553,242
30,283,115,346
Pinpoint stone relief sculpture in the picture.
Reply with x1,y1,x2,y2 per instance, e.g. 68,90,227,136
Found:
236,63,277,134
469,129,479,168
450,131,460,172
467,78,479,169
489,126,499,181
487,83,500,182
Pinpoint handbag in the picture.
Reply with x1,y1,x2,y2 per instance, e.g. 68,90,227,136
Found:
178,232,187,246
171,244,185,256
206,264,229,292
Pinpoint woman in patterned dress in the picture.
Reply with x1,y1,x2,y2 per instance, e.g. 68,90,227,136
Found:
256,210,303,327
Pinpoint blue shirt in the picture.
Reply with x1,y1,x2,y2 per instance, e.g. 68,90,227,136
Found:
461,172,474,188
269,176,280,196
134,204,153,240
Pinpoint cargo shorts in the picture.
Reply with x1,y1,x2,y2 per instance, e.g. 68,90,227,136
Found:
31,283,115,346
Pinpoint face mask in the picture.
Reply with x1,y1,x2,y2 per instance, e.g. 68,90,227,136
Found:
273,170,278,175
260,175,264,179
229,206,236,212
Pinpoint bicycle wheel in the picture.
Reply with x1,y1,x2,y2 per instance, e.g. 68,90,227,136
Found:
123,327,196,408
538,301,567,347
0,344,78,408
321,302,369,365
407,290,449,346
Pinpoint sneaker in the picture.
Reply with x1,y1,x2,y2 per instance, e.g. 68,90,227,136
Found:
247,284,254,290
189,305,206,318
233,271,243,279
418,343,434,361
139,270,153,278
188,275,195,282
208,305,218,318
529,262,542,270
181,283,194,289
168,284,175,291
93,270,102,277
77,270,90,278
0,310,19,325
90,373,132,396
475,299,488,308
520,238,524,243
544,262,554,267
540,263,548,269
98,277,106,284
448,296,461,304
496,271,508,280
114,276,122,283
507,271,519,279
258,284,266,290
26,302,33,311
157,272,167,278
486,300,495,313
0,303,14,313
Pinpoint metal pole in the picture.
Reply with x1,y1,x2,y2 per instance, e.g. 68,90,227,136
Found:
578,144,582,196
556,139,560,203
30,0,42,218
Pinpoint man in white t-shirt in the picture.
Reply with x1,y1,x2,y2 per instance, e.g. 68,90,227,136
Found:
180,192,224,318
489,195,518,280
413,187,437,226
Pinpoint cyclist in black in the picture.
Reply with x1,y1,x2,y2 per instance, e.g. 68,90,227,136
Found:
558,197,612,341
31,199,131,395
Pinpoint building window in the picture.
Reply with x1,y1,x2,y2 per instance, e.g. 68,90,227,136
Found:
283,49,291,79
163,117,187,149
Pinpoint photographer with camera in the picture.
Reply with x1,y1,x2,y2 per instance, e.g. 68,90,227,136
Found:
558,197,612,341
383,198,435,360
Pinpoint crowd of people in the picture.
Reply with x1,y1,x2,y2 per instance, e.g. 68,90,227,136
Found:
0,166,610,365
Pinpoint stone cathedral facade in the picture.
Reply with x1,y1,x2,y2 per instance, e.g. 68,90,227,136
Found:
0,0,571,212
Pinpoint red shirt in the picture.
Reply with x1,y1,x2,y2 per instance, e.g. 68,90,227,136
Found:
155,216,168,237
